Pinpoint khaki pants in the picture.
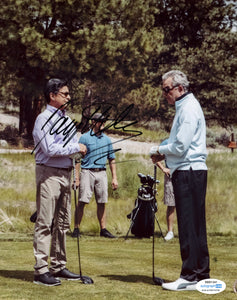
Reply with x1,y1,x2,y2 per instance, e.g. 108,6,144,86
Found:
33,165,71,275
79,169,108,204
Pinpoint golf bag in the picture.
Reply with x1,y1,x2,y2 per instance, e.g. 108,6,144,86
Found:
126,173,159,238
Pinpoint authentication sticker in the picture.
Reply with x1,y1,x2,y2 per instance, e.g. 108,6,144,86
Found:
196,279,226,294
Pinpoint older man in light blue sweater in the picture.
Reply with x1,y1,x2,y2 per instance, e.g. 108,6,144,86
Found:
150,70,210,291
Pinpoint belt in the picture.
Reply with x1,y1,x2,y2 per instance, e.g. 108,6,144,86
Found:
36,164,73,172
87,168,106,172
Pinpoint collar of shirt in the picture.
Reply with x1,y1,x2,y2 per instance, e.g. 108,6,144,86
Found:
175,91,191,102
46,104,66,117
90,129,104,139
175,92,193,111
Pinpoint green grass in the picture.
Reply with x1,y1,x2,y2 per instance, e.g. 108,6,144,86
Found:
0,234,236,299
0,151,237,299
206,152,237,235
1,151,237,236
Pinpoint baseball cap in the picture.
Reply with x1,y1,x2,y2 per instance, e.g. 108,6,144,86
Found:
91,113,107,122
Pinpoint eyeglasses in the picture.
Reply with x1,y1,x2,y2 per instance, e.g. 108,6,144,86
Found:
58,92,70,97
162,85,179,94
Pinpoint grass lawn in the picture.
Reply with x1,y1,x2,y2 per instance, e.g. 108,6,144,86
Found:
0,152,237,299
0,233,237,300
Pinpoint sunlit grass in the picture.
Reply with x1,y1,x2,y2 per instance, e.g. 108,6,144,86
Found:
1,151,237,237
206,152,237,235
0,235,236,299
0,152,237,299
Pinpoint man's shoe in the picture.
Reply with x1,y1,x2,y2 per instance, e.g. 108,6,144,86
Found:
52,268,81,280
30,211,37,223
33,272,61,286
71,228,80,238
185,283,197,291
162,278,197,291
100,228,116,238
164,231,174,241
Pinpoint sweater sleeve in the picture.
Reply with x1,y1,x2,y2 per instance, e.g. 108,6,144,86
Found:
159,107,198,157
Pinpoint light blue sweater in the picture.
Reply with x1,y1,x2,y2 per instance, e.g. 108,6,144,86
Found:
159,93,207,176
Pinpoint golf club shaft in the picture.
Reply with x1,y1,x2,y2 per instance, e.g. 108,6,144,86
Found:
72,158,82,277
152,207,155,278
152,165,156,277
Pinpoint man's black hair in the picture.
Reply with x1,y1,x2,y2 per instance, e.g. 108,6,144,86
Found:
44,78,68,103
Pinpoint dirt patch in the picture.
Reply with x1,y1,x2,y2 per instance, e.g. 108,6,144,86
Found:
0,113,227,155
110,136,156,155
0,113,19,129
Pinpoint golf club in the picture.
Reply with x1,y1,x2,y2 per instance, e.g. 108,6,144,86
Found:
152,164,164,285
72,158,94,284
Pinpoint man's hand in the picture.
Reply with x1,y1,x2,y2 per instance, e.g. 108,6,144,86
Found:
79,143,87,157
112,178,118,190
162,167,170,177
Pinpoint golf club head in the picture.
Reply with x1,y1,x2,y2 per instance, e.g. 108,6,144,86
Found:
153,276,164,286
80,275,94,284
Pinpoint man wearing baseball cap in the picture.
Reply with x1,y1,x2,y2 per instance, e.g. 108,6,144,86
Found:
72,113,118,238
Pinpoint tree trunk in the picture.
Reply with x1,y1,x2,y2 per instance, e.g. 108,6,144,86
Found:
19,93,42,140
80,87,92,133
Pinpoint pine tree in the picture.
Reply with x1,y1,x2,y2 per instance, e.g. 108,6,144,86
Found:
0,0,163,137
154,0,237,126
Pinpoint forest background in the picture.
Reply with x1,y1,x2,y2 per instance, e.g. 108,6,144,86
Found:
0,0,236,144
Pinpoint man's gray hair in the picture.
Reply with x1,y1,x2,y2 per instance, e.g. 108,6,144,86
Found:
162,70,189,92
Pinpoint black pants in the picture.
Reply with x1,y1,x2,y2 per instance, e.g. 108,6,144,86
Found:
172,169,210,281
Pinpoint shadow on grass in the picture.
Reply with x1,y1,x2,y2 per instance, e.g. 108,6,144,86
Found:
0,269,33,282
122,232,165,240
101,274,158,285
